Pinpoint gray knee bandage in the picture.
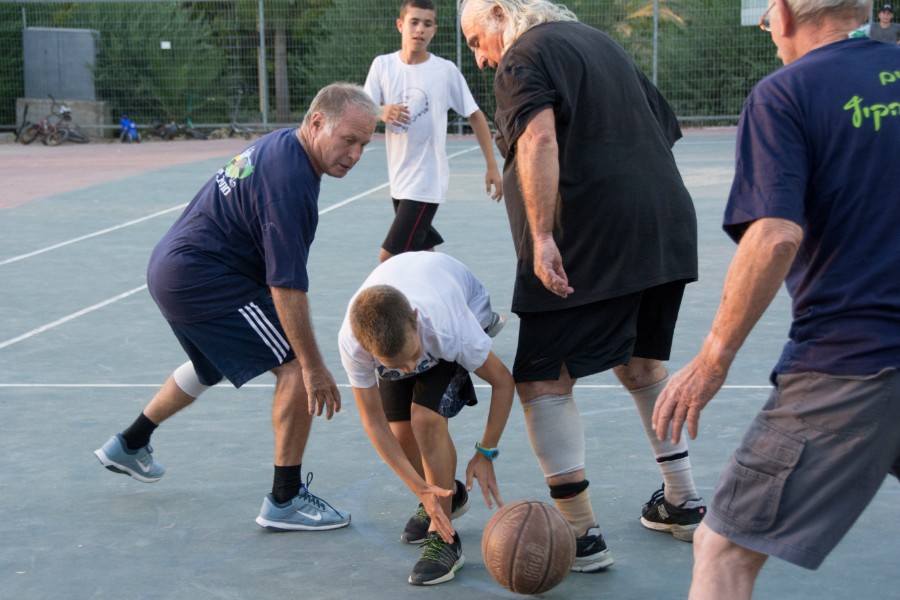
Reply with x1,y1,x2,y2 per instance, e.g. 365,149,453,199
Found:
522,394,585,478
173,361,210,398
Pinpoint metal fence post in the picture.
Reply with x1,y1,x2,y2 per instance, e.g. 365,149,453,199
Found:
652,0,659,86
258,0,269,131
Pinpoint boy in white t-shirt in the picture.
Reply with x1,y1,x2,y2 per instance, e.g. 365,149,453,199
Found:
338,252,512,585
364,0,502,264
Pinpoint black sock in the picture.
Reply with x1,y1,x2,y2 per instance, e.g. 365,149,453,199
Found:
272,464,302,504
121,413,158,451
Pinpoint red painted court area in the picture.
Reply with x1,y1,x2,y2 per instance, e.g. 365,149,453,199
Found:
2,137,255,208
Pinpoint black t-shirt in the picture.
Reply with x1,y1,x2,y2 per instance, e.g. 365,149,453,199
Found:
493,22,697,313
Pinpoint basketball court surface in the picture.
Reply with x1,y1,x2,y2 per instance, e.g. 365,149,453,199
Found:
1,130,896,599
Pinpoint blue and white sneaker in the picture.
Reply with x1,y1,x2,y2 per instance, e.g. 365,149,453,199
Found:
256,474,351,531
94,434,165,483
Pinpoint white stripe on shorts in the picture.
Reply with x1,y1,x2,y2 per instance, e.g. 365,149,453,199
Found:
238,302,290,363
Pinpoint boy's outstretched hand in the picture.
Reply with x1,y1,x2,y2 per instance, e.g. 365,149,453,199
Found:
418,483,456,543
466,452,504,510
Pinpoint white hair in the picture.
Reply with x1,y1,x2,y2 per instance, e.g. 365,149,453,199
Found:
785,0,870,24
459,0,577,51
302,82,379,134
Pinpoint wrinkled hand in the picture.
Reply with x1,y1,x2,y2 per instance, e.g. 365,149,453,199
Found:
418,483,456,543
382,103,410,128
652,356,727,444
303,365,341,419
485,166,503,202
533,234,573,298
466,453,503,510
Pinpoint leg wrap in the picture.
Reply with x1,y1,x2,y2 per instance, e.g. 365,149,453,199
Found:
522,394,585,478
173,361,211,398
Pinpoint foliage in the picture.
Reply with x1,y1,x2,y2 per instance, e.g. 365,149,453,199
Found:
0,0,781,128
0,3,24,128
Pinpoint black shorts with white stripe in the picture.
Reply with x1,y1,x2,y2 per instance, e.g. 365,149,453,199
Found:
166,293,295,388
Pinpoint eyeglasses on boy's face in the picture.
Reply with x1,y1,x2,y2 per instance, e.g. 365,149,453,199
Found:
759,3,774,32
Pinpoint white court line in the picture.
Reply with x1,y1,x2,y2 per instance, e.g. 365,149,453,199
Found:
0,383,772,389
0,204,188,267
0,146,482,350
0,285,147,350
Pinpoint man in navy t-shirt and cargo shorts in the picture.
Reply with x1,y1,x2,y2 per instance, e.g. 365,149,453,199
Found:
654,1,900,597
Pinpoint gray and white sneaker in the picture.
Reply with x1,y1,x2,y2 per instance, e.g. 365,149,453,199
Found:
572,525,614,572
256,474,351,531
94,434,165,483
484,312,506,338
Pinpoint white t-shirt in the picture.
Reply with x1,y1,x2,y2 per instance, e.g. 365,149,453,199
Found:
339,252,493,389
364,52,480,203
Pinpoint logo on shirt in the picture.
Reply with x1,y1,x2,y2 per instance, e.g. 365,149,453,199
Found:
215,147,256,196
387,87,430,134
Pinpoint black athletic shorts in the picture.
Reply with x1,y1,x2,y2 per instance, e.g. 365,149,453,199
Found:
513,280,687,382
167,293,295,388
381,198,444,255
379,359,477,422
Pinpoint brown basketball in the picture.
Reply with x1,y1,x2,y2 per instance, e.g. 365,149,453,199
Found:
482,500,576,594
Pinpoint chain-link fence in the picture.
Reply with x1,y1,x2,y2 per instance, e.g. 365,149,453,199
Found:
1,0,869,137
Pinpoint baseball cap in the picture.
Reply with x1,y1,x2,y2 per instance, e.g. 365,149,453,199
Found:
882,3,893,12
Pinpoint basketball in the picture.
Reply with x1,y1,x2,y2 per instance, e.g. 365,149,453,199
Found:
482,500,576,595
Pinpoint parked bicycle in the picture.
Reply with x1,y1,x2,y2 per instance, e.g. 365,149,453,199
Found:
228,86,254,140
119,115,141,143
145,93,209,141
145,119,208,141
18,95,89,145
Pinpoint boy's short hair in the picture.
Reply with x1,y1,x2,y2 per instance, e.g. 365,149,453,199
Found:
400,0,436,18
350,285,418,358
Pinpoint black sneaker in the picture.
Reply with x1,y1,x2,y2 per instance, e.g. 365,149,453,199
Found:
571,525,614,572
408,532,465,585
640,485,706,542
400,480,470,544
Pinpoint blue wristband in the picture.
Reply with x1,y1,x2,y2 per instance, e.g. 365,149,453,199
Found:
475,442,499,461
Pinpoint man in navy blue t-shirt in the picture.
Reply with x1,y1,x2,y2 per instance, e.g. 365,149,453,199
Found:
654,1,900,597
95,83,379,531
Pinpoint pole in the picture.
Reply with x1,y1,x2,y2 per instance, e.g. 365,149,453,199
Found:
652,0,659,85
258,0,269,131
456,8,463,135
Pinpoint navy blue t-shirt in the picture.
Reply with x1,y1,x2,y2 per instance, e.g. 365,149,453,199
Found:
148,128,320,323
724,38,900,376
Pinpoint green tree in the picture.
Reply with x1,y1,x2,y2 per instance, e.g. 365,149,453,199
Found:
0,3,24,129
41,1,228,124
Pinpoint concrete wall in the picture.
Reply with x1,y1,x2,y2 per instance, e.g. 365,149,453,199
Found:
16,98,111,139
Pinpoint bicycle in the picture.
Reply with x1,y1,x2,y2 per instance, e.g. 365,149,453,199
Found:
119,115,141,143
58,103,90,144
146,93,209,141
19,96,66,145
18,95,89,145
228,86,254,140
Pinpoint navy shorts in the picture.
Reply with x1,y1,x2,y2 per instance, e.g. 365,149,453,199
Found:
703,368,900,570
167,293,295,388
513,280,687,382
379,359,477,422
381,198,443,255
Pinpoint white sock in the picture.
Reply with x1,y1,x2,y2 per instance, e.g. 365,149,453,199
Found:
630,378,699,505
